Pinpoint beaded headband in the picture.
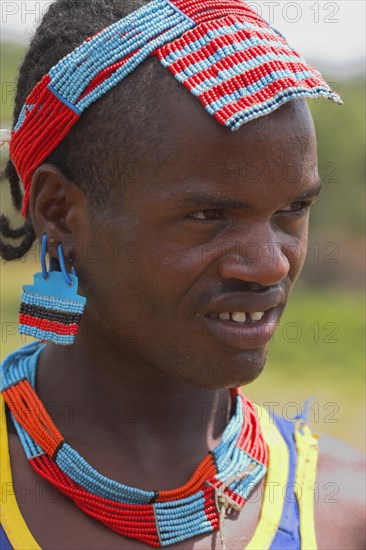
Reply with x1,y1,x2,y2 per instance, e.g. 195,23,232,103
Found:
10,0,342,218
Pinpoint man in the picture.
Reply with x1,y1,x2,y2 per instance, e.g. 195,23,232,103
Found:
0,0,364,548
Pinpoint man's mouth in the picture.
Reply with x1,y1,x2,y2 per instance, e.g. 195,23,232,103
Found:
206,311,266,323
201,306,281,349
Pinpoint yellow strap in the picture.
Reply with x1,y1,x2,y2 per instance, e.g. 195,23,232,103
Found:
245,405,289,550
0,393,41,550
294,421,319,550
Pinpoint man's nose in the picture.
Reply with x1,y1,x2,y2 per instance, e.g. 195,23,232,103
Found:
218,231,290,287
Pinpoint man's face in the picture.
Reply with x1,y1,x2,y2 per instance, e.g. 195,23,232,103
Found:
78,79,319,389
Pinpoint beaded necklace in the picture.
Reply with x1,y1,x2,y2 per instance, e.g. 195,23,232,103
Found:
1,342,268,547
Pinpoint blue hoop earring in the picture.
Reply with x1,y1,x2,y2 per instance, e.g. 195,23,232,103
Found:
18,233,86,345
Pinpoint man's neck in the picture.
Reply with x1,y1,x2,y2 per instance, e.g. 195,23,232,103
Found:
36,337,233,469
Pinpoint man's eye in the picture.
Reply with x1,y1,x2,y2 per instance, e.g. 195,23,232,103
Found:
188,209,225,221
276,200,314,214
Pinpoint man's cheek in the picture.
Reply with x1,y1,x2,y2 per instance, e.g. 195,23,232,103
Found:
287,240,307,268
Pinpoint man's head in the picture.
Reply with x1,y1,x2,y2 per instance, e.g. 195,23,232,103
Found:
2,0,324,388
29,73,319,389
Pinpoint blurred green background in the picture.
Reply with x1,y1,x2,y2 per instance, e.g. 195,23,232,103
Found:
1,41,365,452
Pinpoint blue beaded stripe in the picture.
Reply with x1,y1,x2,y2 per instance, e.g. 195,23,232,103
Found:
214,395,243,450
217,446,263,487
46,0,195,112
162,30,288,72
157,495,206,519
161,19,288,66
157,507,212,544
211,396,267,498
204,68,317,113
227,85,341,131
0,341,44,391
232,462,266,499
14,103,35,132
170,45,304,91
18,325,76,345
155,494,212,545
48,84,82,115
76,19,193,111
70,6,178,104
159,524,213,546
168,49,306,95
215,445,252,480
214,434,239,471
48,2,161,84
156,490,205,510
160,524,213,546
10,414,44,460
164,0,194,21
21,290,85,313
214,447,266,499
56,443,156,504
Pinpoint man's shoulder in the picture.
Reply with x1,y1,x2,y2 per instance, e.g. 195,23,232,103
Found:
317,432,365,497
315,432,365,549
318,431,364,468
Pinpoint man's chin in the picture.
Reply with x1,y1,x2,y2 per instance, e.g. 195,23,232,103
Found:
171,346,269,390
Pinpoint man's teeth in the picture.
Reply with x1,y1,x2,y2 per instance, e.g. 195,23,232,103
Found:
218,312,231,320
231,312,246,322
218,311,265,322
249,311,264,321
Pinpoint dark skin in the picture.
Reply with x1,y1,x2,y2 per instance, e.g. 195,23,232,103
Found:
5,68,365,549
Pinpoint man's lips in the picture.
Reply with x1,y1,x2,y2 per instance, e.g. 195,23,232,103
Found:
201,287,285,318
201,306,284,349
199,288,286,350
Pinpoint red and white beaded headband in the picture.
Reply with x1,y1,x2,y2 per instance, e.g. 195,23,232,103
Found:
10,0,342,218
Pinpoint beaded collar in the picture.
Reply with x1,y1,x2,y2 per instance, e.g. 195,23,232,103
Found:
1,341,268,547
10,0,341,218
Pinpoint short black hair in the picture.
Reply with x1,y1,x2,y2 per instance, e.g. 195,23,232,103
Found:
1,0,159,261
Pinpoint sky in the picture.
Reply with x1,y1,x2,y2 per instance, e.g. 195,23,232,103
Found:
0,0,365,66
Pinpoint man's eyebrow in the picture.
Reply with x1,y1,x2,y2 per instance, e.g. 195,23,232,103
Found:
175,180,322,209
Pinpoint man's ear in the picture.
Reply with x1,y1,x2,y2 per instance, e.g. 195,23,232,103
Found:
29,163,88,259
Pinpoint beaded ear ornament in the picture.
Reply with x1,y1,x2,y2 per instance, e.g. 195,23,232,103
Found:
18,233,86,345
9,0,342,218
